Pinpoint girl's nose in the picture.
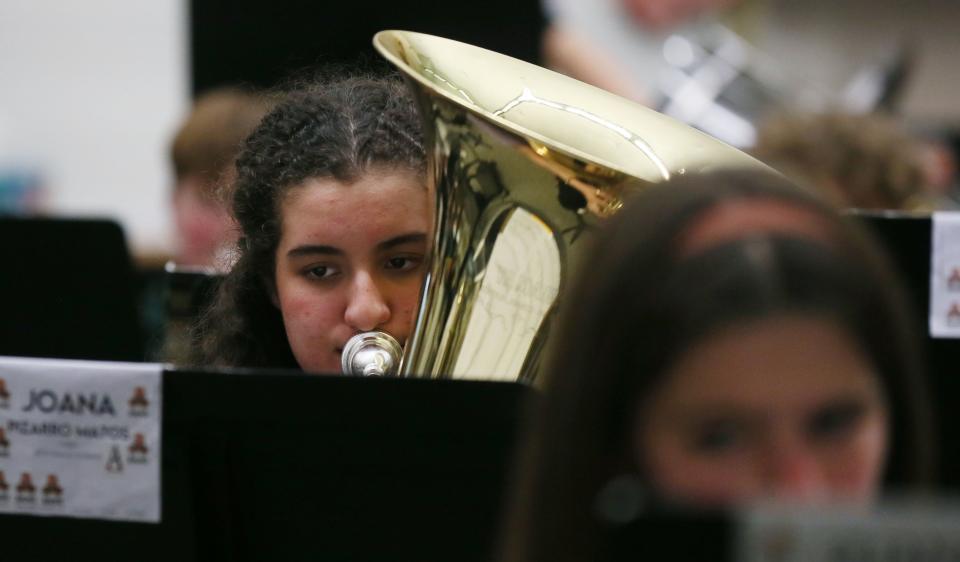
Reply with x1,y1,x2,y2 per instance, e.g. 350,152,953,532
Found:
344,272,391,332
766,439,826,502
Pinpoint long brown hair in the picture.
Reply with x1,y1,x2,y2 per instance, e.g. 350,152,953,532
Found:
499,169,932,562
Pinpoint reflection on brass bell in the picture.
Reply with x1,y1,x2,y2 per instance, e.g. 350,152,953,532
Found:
373,30,770,383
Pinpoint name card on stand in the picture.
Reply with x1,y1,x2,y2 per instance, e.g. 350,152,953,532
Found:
930,212,960,338
0,356,162,523
739,503,960,562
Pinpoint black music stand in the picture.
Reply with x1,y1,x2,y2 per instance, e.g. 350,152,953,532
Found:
191,0,546,94
0,216,144,362
0,369,533,562
854,212,960,489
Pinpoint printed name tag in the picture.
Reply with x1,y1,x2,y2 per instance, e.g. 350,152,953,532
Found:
738,503,960,562
0,356,162,523
930,212,960,338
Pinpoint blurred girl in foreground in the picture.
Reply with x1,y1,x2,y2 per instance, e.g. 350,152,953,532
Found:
501,169,932,562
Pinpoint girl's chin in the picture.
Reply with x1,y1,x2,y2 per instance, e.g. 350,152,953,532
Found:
296,355,342,375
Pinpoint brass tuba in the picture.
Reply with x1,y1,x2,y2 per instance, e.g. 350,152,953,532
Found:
372,30,769,383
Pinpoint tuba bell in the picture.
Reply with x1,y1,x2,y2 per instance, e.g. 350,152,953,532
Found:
371,30,769,384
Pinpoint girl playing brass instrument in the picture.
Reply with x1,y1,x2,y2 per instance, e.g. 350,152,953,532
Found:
194,74,428,373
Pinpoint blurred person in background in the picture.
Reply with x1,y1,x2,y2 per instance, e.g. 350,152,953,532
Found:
145,87,271,361
914,133,959,209
541,0,759,105
752,112,942,211
500,169,933,562
170,87,272,270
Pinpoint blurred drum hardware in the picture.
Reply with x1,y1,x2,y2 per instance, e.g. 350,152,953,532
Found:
651,25,914,147
367,30,770,383
0,217,144,361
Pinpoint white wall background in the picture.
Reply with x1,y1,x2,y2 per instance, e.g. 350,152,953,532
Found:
759,0,960,122
0,0,188,257
0,0,956,259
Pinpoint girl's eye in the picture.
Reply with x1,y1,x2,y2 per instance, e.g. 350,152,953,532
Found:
385,256,421,272
690,422,743,455
305,265,339,280
808,402,865,441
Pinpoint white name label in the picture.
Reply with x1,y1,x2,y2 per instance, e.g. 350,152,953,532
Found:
0,356,162,523
739,503,960,562
930,212,960,338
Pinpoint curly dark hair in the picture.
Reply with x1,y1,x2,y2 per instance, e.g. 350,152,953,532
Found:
192,74,426,368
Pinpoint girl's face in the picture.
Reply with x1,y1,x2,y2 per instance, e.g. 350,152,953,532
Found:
173,175,237,268
273,168,430,373
621,0,740,29
638,315,889,505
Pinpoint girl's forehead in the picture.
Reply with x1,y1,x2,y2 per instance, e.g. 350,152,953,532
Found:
276,171,430,246
649,315,885,413
278,170,421,209
674,198,839,258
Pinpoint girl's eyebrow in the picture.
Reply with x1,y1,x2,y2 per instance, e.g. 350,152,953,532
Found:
376,232,427,251
668,408,759,426
286,233,426,258
287,244,343,258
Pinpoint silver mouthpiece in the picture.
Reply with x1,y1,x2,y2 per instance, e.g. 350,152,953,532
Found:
340,331,403,377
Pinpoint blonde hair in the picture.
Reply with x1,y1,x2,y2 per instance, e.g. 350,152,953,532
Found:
752,112,927,211
170,87,272,186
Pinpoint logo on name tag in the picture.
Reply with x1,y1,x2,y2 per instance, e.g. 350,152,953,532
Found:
948,303,960,327
0,378,10,409
948,268,960,292
128,433,149,464
105,444,124,473
128,387,149,417
41,475,63,505
15,473,36,503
